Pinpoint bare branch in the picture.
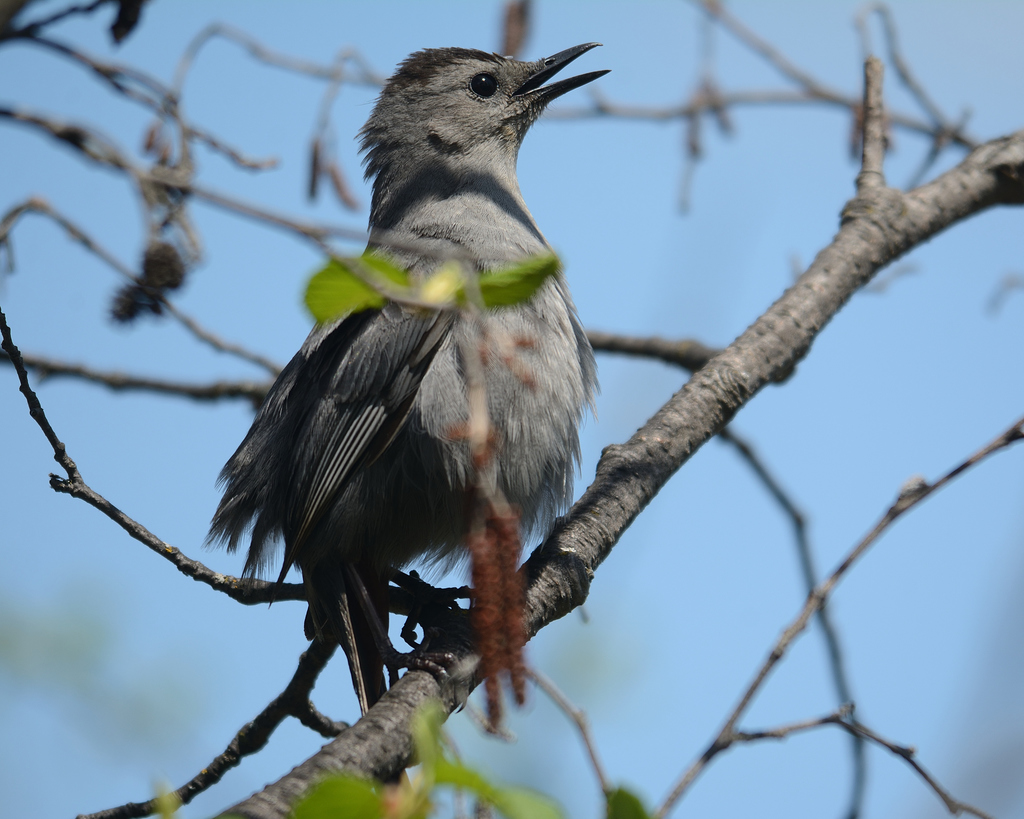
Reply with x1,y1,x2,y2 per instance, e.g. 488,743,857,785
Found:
0,0,32,33
80,641,345,819
1,0,112,39
0,304,301,605
499,0,531,60
186,121,279,171
835,719,993,819
223,120,1024,819
733,705,992,818
692,0,834,100
864,261,918,293
19,33,171,113
0,104,133,168
732,705,854,743
586,330,720,373
528,668,610,796
986,272,1024,315
13,32,279,173
0,197,282,374
306,46,369,212
856,3,950,129
717,428,865,816
159,301,283,375
857,57,887,192
171,22,383,97
0,110,477,272
1,350,271,404
657,415,1023,817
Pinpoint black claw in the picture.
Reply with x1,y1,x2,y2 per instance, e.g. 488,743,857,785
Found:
381,645,456,687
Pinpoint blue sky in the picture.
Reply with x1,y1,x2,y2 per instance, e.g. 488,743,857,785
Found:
2,2,1023,818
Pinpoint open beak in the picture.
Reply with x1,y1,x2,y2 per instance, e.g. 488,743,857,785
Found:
512,42,609,102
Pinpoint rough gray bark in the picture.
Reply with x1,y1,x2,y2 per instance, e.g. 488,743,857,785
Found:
222,129,1024,819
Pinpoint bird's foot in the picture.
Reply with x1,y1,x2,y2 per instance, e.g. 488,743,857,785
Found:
392,569,470,609
392,570,469,650
380,641,456,688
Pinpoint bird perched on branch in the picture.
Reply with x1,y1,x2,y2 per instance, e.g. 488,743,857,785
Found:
208,44,606,715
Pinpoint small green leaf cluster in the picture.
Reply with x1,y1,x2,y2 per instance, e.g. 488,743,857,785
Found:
304,253,561,323
605,787,653,819
290,703,562,819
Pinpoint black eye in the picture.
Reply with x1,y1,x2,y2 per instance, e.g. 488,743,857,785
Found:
470,73,498,98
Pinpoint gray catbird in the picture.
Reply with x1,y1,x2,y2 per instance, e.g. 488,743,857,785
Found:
208,44,606,714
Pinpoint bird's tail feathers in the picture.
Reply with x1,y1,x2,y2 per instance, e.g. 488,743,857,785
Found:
304,561,388,715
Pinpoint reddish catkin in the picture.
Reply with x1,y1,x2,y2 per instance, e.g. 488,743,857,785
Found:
492,510,527,706
467,498,527,726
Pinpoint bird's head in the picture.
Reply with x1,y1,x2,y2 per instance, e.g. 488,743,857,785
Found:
360,44,608,182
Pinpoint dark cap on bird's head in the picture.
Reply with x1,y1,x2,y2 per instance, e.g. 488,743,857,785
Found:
360,43,609,181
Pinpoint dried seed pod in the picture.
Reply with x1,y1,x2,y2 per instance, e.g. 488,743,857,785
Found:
110,283,161,323
328,161,360,211
142,241,185,290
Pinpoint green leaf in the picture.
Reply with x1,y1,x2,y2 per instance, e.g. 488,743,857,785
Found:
434,758,495,794
433,759,563,819
359,251,414,287
153,784,180,819
292,775,382,819
606,787,652,819
478,254,559,308
305,259,387,323
490,785,564,819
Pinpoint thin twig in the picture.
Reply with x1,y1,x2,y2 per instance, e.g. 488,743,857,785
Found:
528,669,610,795
171,22,383,97
0,197,282,374
306,47,366,211
1,0,113,39
684,0,977,192
78,641,345,819
158,301,282,375
656,415,1024,818
717,428,865,818
857,57,886,192
856,4,948,128
550,87,974,151
586,330,720,373
834,720,990,819
15,32,278,174
0,109,474,275
732,704,854,743
731,702,990,817
0,304,302,605
1,351,271,404
986,273,1024,315
693,0,833,99
186,121,279,171
19,34,171,112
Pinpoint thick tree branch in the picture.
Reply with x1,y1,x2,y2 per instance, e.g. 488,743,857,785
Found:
523,127,1024,633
